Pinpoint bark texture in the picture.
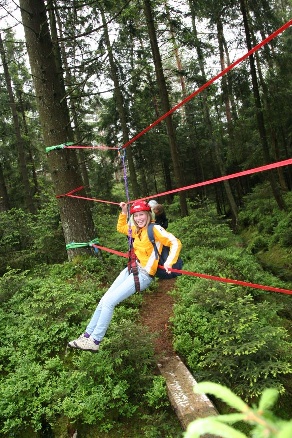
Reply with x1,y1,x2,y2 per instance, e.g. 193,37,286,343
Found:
19,0,96,258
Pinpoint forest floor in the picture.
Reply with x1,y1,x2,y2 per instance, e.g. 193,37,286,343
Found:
139,278,177,359
139,279,220,433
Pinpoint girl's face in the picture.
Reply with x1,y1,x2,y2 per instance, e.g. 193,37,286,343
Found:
133,211,149,228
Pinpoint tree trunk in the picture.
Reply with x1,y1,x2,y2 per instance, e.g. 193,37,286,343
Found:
222,38,238,122
189,4,238,225
53,0,92,196
17,88,40,206
165,0,204,189
101,8,140,200
0,33,36,214
139,48,174,199
0,163,10,212
164,0,187,115
217,19,234,139
239,0,286,210
143,0,188,217
19,0,96,259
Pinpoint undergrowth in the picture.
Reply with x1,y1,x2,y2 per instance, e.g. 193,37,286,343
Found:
0,256,182,437
0,188,291,436
169,203,292,424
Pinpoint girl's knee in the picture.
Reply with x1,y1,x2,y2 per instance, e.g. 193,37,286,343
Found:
101,297,116,309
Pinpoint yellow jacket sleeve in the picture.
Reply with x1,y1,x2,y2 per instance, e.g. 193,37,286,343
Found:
152,225,182,267
117,212,132,235
116,214,182,276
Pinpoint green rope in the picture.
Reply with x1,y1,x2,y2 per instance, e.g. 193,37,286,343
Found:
66,238,100,250
46,142,75,153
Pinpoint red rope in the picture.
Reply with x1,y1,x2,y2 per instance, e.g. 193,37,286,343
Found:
66,144,119,150
166,266,292,295
136,158,292,201
56,158,292,202
92,244,128,258
91,245,292,295
56,186,84,198
121,19,292,150
66,195,120,205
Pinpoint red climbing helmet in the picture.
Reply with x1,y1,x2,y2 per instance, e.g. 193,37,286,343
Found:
130,200,151,215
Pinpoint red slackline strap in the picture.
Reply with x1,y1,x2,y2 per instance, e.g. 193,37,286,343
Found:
65,144,119,150
137,158,292,202
164,266,292,295
91,245,292,296
56,158,292,203
121,19,292,150
92,244,128,258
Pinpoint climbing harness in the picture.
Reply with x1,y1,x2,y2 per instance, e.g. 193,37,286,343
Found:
119,147,141,292
127,245,140,292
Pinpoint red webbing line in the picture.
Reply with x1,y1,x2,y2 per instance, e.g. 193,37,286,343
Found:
66,144,119,150
121,19,292,150
55,158,292,204
162,266,292,295
56,186,85,198
66,195,120,205
91,245,292,295
56,186,121,205
91,244,128,258
136,158,292,202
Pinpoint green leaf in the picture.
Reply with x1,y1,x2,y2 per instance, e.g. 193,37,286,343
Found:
184,418,248,438
195,382,249,412
277,422,292,438
214,413,246,424
258,388,279,411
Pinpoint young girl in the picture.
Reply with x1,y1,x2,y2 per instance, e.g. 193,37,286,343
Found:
68,200,182,352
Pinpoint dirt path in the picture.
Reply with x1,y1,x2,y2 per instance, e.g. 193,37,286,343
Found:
140,279,219,434
140,278,176,358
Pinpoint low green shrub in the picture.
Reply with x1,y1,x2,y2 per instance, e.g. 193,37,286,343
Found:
0,262,160,436
144,375,170,409
248,235,269,253
0,205,66,275
272,212,292,248
171,208,292,402
174,289,291,399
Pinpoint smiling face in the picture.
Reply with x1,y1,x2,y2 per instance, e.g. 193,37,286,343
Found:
133,211,149,228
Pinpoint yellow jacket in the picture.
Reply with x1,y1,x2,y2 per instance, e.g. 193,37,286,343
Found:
117,213,182,277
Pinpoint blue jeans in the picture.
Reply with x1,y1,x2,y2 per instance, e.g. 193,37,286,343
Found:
86,267,153,342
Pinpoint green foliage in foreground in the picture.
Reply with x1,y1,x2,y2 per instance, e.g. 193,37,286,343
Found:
184,382,292,438
170,207,292,403
0,258,181,437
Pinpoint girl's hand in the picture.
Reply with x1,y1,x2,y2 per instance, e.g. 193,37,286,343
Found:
163,263,171,274
119,202,128,215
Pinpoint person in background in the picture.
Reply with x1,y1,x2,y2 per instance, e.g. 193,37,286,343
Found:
67,200,181,352
148,199,168,229
148,199,158,221
148,199,158,209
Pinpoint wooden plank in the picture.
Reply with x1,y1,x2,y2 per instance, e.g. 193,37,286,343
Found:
158,355,219,436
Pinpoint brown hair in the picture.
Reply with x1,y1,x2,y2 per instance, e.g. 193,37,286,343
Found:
153,204,164,215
